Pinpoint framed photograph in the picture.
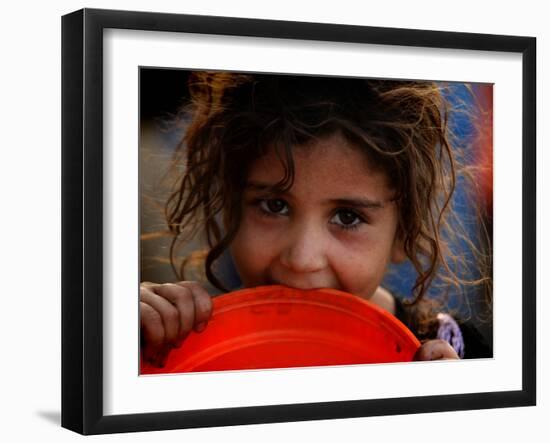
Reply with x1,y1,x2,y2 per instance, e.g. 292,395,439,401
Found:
62,8,536,435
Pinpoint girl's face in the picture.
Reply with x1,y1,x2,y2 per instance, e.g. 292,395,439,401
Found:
230,132,404,301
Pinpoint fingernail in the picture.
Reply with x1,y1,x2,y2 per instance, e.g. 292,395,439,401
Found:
195,322,207,332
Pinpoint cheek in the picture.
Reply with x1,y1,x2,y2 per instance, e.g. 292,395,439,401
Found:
329,241,392,297
332,255,376,292
229,218,277,283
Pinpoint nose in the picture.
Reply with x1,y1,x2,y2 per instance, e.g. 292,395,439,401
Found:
279,222,328,274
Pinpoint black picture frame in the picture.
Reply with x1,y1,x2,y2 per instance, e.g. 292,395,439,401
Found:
61,8,536,435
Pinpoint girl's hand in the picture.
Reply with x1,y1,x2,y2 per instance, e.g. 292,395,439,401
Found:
140,281,213,367
413,339,460,361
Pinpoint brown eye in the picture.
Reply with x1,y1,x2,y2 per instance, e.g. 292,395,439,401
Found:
330,209,365,230
260,199,289,215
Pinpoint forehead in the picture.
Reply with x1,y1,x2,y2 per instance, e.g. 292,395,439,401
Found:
248,133,393,197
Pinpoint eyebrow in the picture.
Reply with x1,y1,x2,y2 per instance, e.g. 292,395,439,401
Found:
245,180,386,209
245,181,282,192
327,198,385,210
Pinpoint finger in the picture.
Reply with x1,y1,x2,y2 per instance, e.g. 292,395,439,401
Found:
155,283,196,344
141,281,157,289
140,287,181,347
175,281,213,333
413,339,459,361
139,301,166,366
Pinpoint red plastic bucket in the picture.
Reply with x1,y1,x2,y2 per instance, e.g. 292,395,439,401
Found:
141,285,420,374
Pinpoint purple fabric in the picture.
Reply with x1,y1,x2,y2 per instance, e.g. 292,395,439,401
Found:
436,313,465,358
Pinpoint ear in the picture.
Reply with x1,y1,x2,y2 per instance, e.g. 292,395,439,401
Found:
391,233,407,264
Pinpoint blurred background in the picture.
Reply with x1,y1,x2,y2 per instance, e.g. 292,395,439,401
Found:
139,68,493,346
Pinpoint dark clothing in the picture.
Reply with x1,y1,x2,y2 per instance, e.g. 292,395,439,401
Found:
394,296,493,359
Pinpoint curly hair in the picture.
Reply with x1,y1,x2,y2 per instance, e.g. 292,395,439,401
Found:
164,71,492,328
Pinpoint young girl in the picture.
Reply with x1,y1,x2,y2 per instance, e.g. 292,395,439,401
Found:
140,72,492,368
